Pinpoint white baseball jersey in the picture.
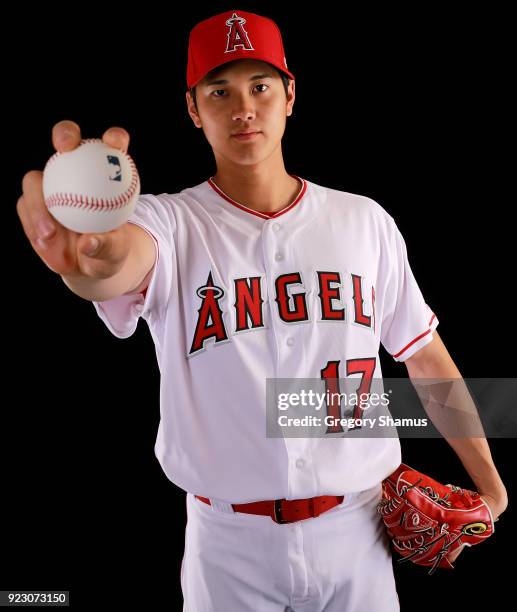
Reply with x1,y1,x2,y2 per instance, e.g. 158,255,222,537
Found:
92,176,439,503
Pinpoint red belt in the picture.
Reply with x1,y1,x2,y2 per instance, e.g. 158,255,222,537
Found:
195,494,345,524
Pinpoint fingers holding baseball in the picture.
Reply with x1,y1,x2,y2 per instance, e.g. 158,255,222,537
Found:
18,127,139,280
51,121,129,153
52,120,81,153
102,126,130,153
18,169,78,274
18,181,129,278
19,170,59,245
76,225,132,279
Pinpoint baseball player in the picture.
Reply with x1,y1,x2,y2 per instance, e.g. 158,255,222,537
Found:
17,9,507,611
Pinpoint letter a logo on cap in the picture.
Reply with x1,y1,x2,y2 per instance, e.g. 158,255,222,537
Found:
225,12,254,54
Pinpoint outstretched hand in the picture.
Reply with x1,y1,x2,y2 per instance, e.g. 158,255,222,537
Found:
17,120,133,279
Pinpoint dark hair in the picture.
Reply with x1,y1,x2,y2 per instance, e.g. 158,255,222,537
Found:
189,63,290,111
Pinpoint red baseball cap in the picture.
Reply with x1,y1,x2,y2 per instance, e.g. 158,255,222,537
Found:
187,10,295,90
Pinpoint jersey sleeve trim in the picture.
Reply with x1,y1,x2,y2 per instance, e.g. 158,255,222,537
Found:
392,312,438,361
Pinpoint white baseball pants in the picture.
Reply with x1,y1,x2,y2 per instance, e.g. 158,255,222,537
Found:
181,483,400,611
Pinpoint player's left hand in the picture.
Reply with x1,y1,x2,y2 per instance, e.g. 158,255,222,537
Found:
446,489,508,564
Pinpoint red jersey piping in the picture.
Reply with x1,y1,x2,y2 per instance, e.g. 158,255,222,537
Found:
207,175,307,220
393,313,437,359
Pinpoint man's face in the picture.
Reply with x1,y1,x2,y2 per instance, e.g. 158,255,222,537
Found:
186,59,295,167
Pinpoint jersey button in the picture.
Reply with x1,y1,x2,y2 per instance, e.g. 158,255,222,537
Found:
272,223,281,232
295,458,305,469
274,252,284,261
286,337,295,347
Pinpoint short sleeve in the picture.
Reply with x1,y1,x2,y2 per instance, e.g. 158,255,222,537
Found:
380,218,439,362
91,194,176,339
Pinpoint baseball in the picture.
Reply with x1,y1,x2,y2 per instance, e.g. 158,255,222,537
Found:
42,138,140,234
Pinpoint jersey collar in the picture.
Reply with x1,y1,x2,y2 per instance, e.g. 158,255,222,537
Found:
207,175,308,220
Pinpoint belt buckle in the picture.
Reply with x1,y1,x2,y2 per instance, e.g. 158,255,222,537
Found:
273,499,289,524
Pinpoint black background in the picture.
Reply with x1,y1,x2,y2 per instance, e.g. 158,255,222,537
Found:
3,2,514,610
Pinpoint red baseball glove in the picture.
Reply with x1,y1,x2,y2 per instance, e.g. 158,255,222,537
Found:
377,463,495,575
